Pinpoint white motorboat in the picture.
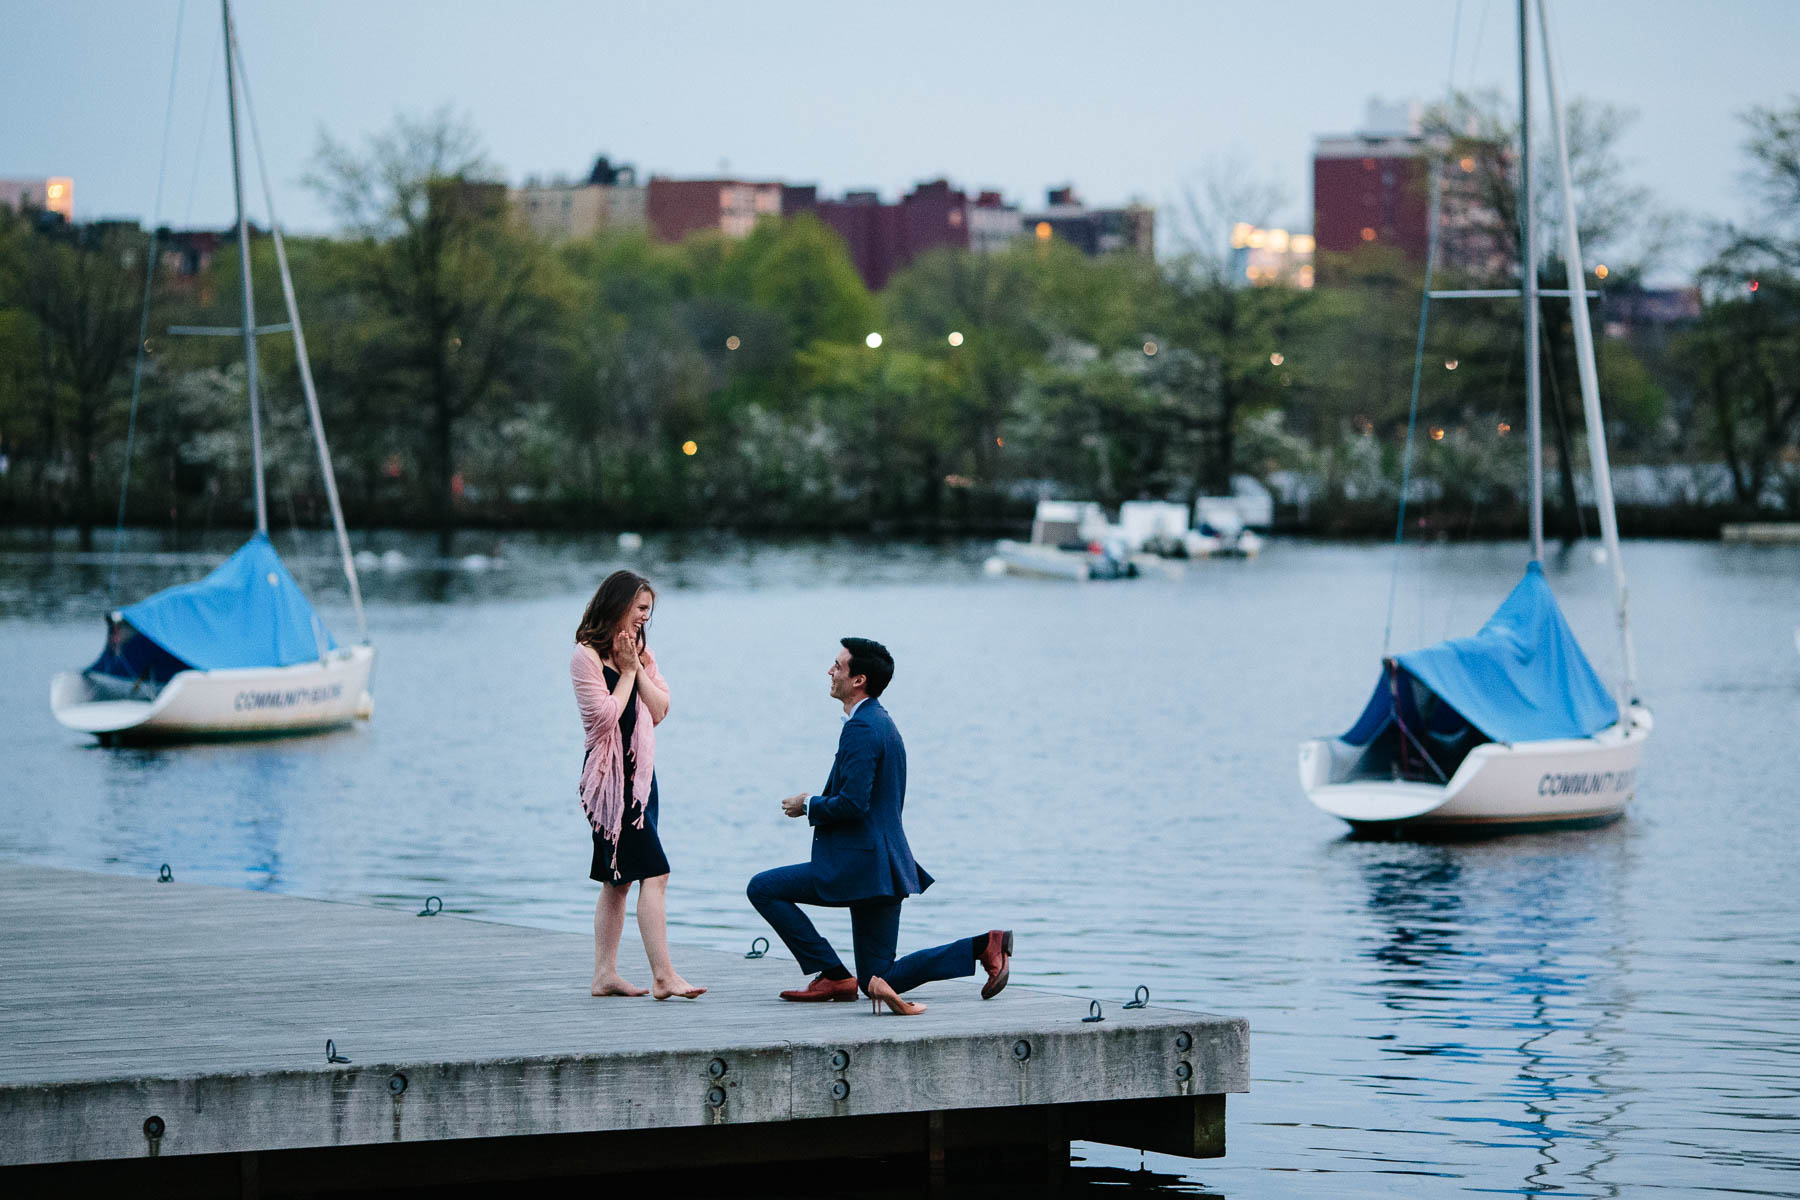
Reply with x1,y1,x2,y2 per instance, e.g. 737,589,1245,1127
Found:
990,501,1137,580
1118,499,1264,559
51,1,371,744
1300,0,1649,834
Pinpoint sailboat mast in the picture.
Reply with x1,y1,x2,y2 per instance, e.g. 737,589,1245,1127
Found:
1520,0,1544,562
224,19,369,643
1535,0,1638,701
221,0,267,535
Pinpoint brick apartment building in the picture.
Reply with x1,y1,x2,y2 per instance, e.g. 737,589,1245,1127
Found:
1312,99,1506,281
805,179,971,291
647,177,787,242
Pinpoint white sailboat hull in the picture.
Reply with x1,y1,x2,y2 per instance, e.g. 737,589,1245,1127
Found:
51,644,375,742
1299,705,1651,831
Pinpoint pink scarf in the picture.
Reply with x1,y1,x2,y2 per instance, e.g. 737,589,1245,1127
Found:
571,644,665,869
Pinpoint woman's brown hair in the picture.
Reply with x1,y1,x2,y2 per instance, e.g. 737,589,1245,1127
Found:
576,570,655,655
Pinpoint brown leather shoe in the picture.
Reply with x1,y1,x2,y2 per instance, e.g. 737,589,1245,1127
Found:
978,929,1013,999
779,973,859,1002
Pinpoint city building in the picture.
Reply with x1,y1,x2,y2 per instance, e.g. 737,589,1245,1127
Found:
647,177,785,242
812,178,971,291
1312,100,1432,266
0,176,74,223
625,166,1154,288
1019,186,1154,257
1312,98,1507,281
1229,223,1315,288
509,156,646,242
968,190,1024,255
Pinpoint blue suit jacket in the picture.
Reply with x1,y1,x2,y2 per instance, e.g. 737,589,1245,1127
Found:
807,698,934,904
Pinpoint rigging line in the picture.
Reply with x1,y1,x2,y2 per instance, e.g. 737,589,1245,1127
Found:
1466,0,1492,92
1382,0,1464,658
180,21,221,227
108,0,188,608
229,16,368,642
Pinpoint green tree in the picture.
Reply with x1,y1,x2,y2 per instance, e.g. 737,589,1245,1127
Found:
7,220,149,546
1680,97,1800,511
308,108,568,552
884,246,1047,513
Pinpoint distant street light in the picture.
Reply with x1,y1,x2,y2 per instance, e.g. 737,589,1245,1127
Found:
865,332,882,348
1142,341,1157,356
681,440,698,456
1269,352,1284,366
947,331,964,347
725,335,741,350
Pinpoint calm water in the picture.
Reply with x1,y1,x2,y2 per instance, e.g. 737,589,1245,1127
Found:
3,530,1797,1198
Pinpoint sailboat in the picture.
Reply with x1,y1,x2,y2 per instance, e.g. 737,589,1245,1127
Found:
50,0,373,744
1299,0,1651,832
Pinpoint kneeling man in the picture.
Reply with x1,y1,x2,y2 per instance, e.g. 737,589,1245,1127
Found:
747,637,1010,1014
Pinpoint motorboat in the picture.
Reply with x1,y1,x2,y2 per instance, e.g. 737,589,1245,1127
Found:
991,500,1137,580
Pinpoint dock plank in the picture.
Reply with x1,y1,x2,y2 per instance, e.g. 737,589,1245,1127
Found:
0,863,1247,1167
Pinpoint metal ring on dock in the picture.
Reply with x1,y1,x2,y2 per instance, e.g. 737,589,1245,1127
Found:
388,1073,408,1096
417,896,442,917
1123,985,1150,1009
143,1115,165,1139
1175,1061,1193,1081
831,1079,850,1101
1082,1000,1104,1023
707,1058,728,1079
326,1039,351,1064
830,1049,850,1071
1175,1031,1192,1051
157,864,172,883
706,1087,726,1108
1012,1039,1031,1061
744,936,769,959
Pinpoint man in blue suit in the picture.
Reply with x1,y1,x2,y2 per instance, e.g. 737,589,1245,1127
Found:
747,637,1012,1014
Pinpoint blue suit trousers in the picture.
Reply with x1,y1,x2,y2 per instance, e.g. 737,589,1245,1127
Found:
747,862,975,995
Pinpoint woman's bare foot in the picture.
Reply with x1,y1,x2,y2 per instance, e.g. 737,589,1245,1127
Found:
591,976,650,997
867,976,926,1015
651,972,706,1000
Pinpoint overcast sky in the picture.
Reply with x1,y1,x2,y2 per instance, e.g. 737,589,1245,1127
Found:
5,0,1796,279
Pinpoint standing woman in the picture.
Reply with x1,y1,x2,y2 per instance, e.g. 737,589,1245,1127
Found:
572,570,704,1000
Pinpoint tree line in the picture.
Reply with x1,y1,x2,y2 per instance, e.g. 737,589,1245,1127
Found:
2,97,1795,551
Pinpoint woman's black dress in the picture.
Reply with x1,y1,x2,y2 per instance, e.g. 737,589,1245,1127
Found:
587,664,670,885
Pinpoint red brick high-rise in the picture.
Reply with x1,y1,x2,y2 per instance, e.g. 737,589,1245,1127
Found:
814,179,971,291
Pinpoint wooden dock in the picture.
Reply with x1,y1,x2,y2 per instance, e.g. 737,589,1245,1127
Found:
0,863,1248,1195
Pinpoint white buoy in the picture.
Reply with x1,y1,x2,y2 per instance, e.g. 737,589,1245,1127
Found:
618,532,644,552
459,554,491,573
353,549,379,570
982,556,1007,576
379,550,409,572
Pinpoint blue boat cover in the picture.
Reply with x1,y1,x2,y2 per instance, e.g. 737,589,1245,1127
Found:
1344,562,1619,745
104,533,336,671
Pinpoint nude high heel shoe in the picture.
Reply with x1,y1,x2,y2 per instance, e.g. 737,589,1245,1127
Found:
866,976,927,1016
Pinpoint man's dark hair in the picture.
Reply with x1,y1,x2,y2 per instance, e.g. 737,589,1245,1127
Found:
840,637,895,697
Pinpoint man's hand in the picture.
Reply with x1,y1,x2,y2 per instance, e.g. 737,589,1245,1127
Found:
781,793,809,818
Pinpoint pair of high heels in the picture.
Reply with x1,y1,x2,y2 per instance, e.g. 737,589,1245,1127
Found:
866,976,926,1016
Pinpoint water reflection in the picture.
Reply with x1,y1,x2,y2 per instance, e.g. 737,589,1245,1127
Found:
1349,831,1632,1196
